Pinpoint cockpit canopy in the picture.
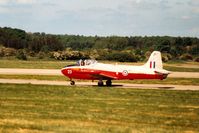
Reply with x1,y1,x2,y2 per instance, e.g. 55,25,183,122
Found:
77,59,97,66
66,59,97,67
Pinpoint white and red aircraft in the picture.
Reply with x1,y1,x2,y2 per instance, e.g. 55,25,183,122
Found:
61,51,170,86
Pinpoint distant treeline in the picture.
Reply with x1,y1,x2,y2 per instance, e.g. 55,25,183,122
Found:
0,27,199,62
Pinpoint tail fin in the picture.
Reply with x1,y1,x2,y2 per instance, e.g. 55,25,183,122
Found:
144,51,163,69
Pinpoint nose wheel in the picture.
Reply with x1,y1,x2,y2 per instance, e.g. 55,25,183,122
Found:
70,80,75,85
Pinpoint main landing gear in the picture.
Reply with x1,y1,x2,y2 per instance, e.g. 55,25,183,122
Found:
69,79,112,86
98,79,112,86
98,80,104,86
106,79,112,86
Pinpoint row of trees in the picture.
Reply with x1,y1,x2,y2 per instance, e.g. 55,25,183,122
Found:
0,27,199,62
0,27,63,52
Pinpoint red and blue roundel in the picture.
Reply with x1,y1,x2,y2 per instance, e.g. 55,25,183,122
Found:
122,70,128,76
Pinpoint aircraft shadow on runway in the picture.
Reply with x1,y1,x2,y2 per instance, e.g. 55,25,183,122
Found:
157,87,175,89
91,84,175,89
92,85,123,87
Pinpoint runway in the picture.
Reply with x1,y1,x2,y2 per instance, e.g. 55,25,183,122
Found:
0,79,198,91
0,68,199,78
0,68,198,90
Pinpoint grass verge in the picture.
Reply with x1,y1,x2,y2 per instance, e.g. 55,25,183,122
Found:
164,66,199,72
0,84,199,132
0,74,199,85
0,59,71,69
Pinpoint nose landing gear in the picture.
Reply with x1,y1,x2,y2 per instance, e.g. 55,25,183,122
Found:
70,80,75,85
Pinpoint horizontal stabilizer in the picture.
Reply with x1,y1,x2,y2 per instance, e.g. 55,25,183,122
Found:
154,69,170,75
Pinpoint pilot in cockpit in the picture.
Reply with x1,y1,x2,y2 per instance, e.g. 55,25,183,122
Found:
77,59,81,66
81,60,85,66
77,59,96,66
77,59,85,66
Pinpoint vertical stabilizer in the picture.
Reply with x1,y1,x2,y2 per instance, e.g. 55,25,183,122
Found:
144,51,163,70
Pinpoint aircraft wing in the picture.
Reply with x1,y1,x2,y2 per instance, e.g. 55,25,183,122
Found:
91,72,118,80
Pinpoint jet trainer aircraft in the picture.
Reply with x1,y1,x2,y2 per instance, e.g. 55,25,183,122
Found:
61,51,170,86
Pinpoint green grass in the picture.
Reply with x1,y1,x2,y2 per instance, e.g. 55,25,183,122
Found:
164,66,199,72
0,74,199,85
0,84,199,132
118,78,199,85
0,74,66,81
0,59,199,72
0,59,72,69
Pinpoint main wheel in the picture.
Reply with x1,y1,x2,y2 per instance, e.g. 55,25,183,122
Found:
70,81,75,85
106,79,112,86
98,80,104,86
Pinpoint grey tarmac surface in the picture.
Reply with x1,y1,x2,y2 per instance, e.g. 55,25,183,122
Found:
0,68,199,78
0,68,198,90
0,79,198,91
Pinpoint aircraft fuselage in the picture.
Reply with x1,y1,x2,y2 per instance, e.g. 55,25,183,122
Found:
61,63,166,80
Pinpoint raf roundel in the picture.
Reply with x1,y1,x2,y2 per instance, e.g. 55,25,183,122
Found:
122,70,128,76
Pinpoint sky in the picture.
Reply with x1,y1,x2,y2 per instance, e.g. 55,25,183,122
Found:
0,0,199,37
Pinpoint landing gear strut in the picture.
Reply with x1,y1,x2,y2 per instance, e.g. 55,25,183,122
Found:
106,79,112,86
98,80,104,86
98,79,112,86
70,80,75,85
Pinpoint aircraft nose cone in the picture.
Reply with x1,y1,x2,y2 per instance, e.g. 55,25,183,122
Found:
61,67,74,76
61,67,69,76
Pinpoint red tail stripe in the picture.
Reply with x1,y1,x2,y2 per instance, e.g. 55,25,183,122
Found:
150,61,152,68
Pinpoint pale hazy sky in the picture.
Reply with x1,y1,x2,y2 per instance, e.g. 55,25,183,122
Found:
0,0,199,37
